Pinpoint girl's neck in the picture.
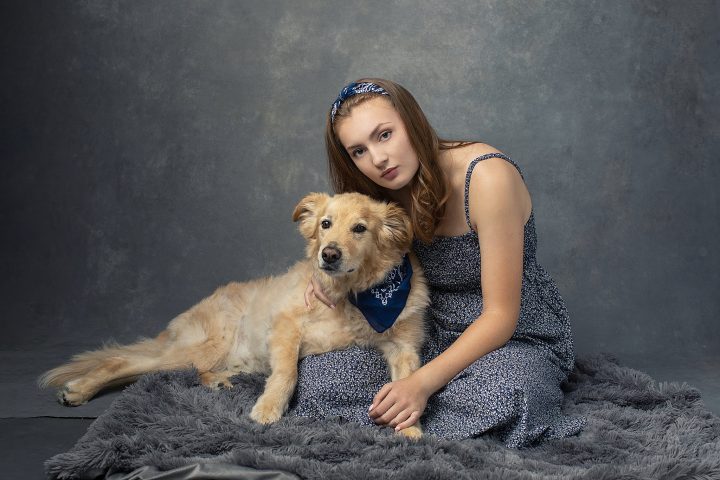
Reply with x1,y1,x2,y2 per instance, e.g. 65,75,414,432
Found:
386,187,412,212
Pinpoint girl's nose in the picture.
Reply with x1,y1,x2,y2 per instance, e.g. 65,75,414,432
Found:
370,147,388,167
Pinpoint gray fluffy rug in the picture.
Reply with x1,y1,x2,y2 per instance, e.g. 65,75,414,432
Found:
45,354,720,479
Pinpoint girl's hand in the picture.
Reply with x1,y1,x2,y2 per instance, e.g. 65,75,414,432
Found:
304,274,335,309
368,373,431,431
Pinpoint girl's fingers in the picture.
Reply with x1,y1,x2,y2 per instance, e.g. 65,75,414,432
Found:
373,402,403,426
304,281,314,308
310,276,335,309
389,409,412,428
370,383,393,414
395,411,420,431
316,290,335,309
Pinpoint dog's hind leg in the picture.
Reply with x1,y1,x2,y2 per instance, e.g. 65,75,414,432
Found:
52,333,230,406
40,320,232,406
199,370,237,390
39,287,243,406
44,332,189,406
38,331,173,406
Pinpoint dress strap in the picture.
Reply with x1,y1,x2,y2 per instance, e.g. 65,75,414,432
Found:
464,153,525,230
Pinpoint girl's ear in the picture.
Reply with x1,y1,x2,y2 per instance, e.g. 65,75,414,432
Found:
292,192,330,239
379,202,413,252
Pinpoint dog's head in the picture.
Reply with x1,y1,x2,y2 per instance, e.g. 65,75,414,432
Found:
292,192,413,279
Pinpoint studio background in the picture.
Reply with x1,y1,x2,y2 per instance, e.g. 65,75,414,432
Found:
1,0,718,453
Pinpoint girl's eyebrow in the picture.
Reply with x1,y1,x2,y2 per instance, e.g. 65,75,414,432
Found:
345,122,393,151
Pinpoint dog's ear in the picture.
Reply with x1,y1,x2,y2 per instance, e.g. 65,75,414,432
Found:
379,202,413,252
292,192,330,239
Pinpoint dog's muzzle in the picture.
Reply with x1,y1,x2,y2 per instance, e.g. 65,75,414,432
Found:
320,245,342,272
319,244,355,274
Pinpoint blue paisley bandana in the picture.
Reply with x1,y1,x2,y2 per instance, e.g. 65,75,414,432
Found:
330,81,389,124
348,254,413,333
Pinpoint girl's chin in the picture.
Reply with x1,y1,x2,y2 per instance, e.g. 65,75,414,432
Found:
379,182,405,191
377,176,410,191
381,184,412,197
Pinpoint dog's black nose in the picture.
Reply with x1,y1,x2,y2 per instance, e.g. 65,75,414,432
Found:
321,246,342,264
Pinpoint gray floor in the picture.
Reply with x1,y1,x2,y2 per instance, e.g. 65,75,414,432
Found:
1,417,95,480
612,351,720,415
2,345,718,479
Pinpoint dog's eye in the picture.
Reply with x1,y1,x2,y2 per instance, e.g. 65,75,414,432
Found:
321,220,331,229
352,224,367,233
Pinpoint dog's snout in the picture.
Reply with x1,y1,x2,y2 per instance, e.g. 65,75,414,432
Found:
321,246,342,264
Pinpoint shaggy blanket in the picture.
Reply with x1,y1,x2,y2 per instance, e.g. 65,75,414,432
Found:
45,354,720,479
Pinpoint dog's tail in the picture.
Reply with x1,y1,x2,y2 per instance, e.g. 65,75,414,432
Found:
36,333,174,389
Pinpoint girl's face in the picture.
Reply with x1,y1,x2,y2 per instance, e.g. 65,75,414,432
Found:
334,97,420,191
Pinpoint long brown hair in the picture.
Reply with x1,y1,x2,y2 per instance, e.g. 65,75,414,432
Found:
325,77,478,244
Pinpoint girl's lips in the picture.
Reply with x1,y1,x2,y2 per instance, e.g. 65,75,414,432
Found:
381,167,398,178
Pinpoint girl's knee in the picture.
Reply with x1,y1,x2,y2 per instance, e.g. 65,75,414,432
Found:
295,347,387,397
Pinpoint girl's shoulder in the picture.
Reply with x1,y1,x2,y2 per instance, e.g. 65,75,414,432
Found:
440,142,509,184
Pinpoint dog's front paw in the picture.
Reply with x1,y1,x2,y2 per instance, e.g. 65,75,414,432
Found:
249,396,284,424
397,425,423,440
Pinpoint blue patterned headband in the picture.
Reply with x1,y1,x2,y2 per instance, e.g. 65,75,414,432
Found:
330,81,389,124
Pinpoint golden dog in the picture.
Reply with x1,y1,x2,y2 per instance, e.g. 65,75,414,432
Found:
38,192,429,438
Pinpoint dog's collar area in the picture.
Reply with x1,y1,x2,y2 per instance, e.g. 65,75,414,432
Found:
347,254,412,333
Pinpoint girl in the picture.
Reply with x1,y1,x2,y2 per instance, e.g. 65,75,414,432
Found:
287,78,585,448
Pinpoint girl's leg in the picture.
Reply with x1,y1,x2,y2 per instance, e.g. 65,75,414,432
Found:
288,346,389,426
422,340,584,447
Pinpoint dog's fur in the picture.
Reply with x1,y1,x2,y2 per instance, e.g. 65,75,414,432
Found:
38,192,429,438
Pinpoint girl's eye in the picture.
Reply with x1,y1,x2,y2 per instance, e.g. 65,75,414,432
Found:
321,220,331,229
352,148,364,158
380,130,391,140
352,224,367,233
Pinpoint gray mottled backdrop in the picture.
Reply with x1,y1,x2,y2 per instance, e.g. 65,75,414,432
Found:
2,1,718,362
